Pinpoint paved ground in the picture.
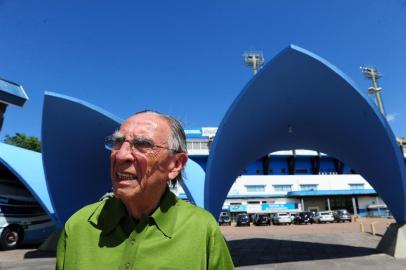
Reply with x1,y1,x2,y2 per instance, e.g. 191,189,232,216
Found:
1,218,405,269
228,232,406,269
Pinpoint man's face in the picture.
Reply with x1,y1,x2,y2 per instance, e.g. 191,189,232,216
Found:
110,113,176,201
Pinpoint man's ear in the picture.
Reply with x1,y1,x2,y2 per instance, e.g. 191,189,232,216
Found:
168,153,188,180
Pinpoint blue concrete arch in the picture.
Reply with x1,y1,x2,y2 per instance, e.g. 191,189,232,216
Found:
181,159,205,208
42,92,205,228
205,45,406,222
42,92,121,228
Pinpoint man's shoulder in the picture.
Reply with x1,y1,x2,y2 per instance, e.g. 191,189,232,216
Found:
175,199,217,226
65,199,106,227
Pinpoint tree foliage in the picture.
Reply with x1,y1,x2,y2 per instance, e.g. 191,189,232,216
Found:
3,133,41,152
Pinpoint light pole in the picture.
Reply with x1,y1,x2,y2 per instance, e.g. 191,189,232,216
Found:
243,51,264,75
360,66,386,116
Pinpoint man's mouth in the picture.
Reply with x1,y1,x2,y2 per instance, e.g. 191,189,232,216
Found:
116,172,138,181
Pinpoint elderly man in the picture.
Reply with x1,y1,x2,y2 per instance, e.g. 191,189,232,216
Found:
56,110,234,270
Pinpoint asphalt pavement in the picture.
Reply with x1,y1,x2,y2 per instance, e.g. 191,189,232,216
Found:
1,219,406,269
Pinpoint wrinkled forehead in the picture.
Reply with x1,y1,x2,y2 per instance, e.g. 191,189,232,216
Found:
119,114,169,140
121,119,157,133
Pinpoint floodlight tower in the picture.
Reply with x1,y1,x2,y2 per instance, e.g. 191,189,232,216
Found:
360,66,386,116
244,51,264,75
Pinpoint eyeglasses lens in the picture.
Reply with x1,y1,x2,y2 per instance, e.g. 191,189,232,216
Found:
104,136,121,151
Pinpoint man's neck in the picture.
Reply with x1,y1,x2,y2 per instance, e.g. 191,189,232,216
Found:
121,185,167,220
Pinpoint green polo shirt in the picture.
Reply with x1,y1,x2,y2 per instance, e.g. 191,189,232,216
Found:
56,188,234,270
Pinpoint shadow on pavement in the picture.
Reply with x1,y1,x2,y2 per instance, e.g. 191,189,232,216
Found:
228,238,380,267
24,250,55,259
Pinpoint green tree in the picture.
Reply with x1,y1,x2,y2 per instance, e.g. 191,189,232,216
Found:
3,133,41,152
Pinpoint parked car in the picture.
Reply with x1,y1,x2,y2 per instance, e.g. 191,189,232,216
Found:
293,212,313,225
218,215,232,226
312,211,334,223
334,209,352,222
253,214,271,226
249,213,255,223
236,213,250,226
271,212,292,225
289,212,298,219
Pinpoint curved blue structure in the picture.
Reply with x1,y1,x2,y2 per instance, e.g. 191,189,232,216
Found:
181,159,205,208
205,45,406,222
42,92,122,228
0,143,54,218
42,92,204,228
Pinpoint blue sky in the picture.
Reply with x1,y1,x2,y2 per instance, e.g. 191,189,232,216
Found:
1,0,405,139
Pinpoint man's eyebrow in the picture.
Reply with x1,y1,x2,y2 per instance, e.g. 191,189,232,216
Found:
132,136,153,143
112,130,124,139
112,131,154,144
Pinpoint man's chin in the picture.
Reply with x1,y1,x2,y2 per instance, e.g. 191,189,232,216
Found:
112,187,127,199
113,189,121,199
114,188,128,196
113,187,140,201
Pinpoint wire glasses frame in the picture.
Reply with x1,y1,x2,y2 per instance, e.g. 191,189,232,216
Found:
104,135,182,153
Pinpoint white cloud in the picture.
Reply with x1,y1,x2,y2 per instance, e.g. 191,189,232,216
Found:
386,113,399,122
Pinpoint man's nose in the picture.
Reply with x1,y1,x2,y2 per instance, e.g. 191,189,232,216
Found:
114,142,134,161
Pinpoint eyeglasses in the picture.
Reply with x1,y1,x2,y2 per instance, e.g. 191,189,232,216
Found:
104,135,181,153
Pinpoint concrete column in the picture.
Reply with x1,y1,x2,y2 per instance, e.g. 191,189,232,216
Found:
326,197,331,211
352,197,358,215
301,198,305,211
378,223,406,258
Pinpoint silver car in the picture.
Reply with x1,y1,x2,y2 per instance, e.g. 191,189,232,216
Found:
312,211,335,223
334,209,352,222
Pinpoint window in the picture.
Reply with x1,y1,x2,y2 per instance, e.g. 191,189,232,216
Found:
200,142,208,149
247,201,260,204
193,142,200,149
245,185,265,192
186,140,209,150
300,184,318,191
349,183,365,190
295,168,308,174
273,185,292,192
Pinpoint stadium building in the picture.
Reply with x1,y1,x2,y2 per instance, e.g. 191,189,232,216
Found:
171,126,399,221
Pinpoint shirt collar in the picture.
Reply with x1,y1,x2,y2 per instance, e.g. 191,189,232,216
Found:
88,196,127,236
150,187,178,238
88,187,178,238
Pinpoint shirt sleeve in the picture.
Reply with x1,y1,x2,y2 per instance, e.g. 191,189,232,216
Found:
207,226,235,270
55,227,67,270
